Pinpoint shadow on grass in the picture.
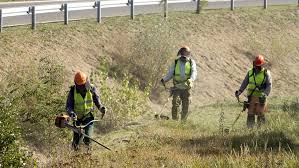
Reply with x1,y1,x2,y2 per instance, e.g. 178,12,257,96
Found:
231,131,294,151
181,131,295,155
95,120,118,134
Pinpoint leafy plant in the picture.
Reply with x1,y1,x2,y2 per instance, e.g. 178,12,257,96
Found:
0,101,29,167
91,66,150,132
0,56,69,166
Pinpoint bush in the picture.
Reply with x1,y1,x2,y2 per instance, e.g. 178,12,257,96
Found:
0,101,29,167
91,68,150,132
108,22,176,91
0,56,70,166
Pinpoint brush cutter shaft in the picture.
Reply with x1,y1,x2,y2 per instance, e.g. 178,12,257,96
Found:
236,95,240,103
55,115,111,150
65,123,111,151
230,96,247,131
231,111,242,130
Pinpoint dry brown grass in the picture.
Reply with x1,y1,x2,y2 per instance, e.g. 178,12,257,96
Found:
1,6,299,105
1,6,299,167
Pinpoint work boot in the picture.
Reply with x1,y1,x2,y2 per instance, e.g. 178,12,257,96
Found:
85,144,92,154
160,114,170,120
72,142,79,151
257,115,266,127
247,115,255,128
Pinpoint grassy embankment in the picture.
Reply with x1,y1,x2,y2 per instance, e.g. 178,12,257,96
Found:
0,5,299,167
46,97,299,167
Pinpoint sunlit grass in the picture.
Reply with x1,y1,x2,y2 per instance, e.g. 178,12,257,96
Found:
42,98,299,167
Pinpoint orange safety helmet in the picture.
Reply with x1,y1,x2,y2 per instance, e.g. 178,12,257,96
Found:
74,71,87,85
253,55,265,66
177,45,191,56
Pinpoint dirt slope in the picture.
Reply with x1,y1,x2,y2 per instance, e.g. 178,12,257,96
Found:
0,6,299,106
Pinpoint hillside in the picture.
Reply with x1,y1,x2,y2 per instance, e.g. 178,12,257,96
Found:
0,5,299,167
1,6,299,105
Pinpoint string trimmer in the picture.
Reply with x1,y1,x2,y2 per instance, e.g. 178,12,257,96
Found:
224,94,249,133
55,114,111,151
154,82,172,120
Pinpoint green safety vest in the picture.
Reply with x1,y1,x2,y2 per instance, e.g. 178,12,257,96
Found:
74,85,94,119
174,58,191,88
247,68,267,97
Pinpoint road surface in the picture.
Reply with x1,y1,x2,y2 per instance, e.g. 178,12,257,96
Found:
0,0,297,27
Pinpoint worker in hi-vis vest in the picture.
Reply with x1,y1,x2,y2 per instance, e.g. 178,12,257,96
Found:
66,71,106,151
161,46,197,122
235,55,272,128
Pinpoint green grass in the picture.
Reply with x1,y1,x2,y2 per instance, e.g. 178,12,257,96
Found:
44,98,299,167
99,98,299,167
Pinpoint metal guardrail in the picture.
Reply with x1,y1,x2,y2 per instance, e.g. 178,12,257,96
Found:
0,0,195,31
0,0,298,32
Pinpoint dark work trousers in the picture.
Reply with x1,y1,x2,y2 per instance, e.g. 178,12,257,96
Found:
72,116,94,150
171,89,191,121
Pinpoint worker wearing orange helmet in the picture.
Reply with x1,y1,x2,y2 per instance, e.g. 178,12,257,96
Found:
235,55,272,128
66,71,106,151
161,46,197,121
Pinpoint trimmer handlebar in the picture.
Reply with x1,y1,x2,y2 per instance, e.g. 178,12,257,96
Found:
73,119,100,129
64,122,111,151
55,115,111,151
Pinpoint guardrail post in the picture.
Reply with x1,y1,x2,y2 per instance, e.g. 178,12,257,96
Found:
31,6,36,30
263,0,267,9
64,3,68,25
231,0,234,11
130,0,134,20
196,0,200,14
96,1,101,23
0,9,2,33
164,0,168,17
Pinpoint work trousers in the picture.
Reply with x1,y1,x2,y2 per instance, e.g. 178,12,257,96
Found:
72,116,94,150
171,89,191,121
247,96,267,128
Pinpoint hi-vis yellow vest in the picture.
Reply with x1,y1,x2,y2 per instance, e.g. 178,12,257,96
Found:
247,68,266,97
74,85,94,119
174,59,191,88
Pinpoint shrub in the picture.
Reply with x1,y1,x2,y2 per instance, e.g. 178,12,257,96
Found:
108,22,176,92
91,67,150,132
0,56,70,166
0,100,29,167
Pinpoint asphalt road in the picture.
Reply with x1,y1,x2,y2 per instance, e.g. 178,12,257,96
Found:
0,0,298,27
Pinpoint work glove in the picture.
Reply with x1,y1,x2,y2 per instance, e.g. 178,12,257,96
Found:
161,79,165,85
259,94,267,105
69,111,77,121
100,106,106,119
187,79,193,88
235,90,241,97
